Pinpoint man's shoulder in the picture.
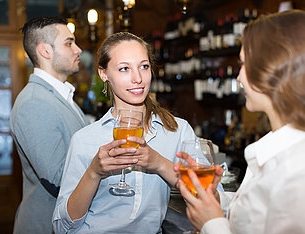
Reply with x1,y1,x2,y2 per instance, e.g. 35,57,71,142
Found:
74,120,102,135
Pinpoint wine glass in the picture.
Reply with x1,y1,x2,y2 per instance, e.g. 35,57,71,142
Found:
109,109,144,197
179,138,215,234
178,137,215,197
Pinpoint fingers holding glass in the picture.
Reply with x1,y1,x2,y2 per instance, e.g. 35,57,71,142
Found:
178,138,216,197
109,109,144,197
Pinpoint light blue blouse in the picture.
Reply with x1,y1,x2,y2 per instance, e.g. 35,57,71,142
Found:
53,108,198,233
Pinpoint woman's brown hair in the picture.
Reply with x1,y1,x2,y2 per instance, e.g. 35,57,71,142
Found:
242,10,305,131
96,32,178,131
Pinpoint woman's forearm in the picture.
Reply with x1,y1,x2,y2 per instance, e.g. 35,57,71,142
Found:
67,168,101,220
156,156,178,187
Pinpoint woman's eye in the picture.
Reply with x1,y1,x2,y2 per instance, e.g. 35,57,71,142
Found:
119,67,128,72
140,64,150,70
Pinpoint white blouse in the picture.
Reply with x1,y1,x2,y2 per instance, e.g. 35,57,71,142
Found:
202,125,305,234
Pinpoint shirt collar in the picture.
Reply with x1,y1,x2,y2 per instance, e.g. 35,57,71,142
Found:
34,68,75,100
245,125,305,167
99,107,115,126
98,108,164,129
151,112,163,126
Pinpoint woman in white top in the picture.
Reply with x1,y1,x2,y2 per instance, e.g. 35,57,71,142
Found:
175,9,305,234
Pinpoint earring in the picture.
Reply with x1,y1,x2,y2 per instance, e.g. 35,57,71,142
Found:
102,81,108,96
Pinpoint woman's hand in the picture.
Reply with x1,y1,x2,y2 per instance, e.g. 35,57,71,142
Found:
68,139,140,220
174,152,224,201
177,169,225,231
126,136,178,186
125,136,162,171
88,135,163,180
88,139,139,179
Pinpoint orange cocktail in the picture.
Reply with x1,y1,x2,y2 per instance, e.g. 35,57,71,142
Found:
113,127,144,148
179,164,215,196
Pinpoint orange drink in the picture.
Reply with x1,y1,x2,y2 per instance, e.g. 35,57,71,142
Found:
179,164,215,196
113,127,144,148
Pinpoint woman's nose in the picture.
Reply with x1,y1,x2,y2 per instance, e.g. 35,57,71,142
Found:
236,68,242,82
236,74,240,82
131,70,142,84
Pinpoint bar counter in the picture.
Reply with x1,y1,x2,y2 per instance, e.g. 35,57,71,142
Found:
162,189,195,234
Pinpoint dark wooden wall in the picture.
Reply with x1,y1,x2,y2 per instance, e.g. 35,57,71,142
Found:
129,0,305,37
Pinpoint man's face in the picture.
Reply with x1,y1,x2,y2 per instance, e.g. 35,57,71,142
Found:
51,24,82,81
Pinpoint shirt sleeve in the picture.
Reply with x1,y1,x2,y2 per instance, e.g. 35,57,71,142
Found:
52,197,87,234
200,217,232,234
219,191,235,217
52,133,88,233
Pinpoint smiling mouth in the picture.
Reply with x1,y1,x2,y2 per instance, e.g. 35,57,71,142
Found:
127,88,144,94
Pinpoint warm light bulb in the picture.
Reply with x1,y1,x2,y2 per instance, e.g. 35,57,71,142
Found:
278,1,293,12
87,9,98,25
67,22,75,33
129,0,135,6
122,0,135,8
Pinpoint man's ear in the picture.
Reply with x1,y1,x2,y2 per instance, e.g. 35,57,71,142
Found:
37,43,52,59
98,67,107,82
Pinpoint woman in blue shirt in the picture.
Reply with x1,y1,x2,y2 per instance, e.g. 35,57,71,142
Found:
53,32,223,233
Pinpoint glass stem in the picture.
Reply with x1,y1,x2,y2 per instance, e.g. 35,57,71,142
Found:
120,168,126,183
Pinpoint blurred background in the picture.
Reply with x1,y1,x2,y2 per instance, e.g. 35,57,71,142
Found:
0,0,303,233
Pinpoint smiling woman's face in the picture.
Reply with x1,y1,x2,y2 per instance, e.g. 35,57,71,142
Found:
99,40,152,110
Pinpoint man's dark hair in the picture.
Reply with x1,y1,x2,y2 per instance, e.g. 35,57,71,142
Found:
22,16,67,34
22,16,67,67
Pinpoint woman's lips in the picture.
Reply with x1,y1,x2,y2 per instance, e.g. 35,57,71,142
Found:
128,88,144,95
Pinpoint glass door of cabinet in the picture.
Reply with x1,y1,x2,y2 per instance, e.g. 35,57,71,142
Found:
0,46,13,175
0,0,26,32
0,36,26,233
0,0,9,25
0,36,27,175
0,1,26,231
0,35,27,176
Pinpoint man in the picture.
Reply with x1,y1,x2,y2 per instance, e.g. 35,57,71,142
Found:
10,16,89,234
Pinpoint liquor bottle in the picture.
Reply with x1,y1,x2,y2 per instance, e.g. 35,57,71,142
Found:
208,19,217,50
192,114,202,137
199,61,207,93
224,110,237,150
152,30,163,62
223,13,237,48
166,13,182,40
215,66,224,99
192,17,202,39
250,8,258,21
199,21,210,51
223,65,233,96
214,18,224,50
233,8,250,46
205,66,214,95
231,66,241,94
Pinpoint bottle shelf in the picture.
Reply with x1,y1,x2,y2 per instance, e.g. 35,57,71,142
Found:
197,93,245,109
200,45,241,57
199,0,232,8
